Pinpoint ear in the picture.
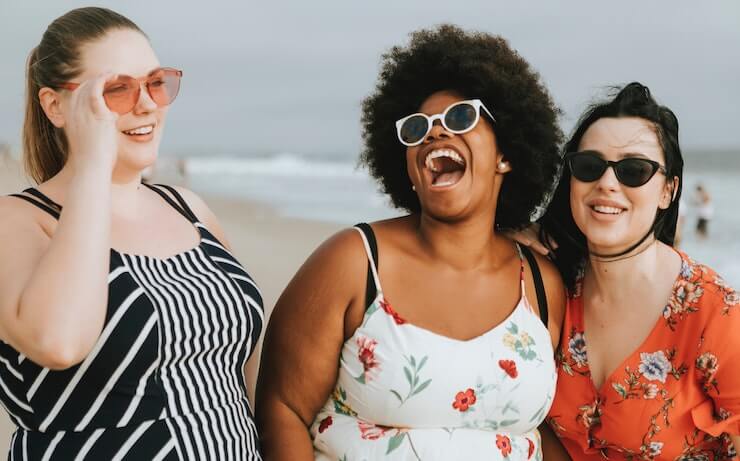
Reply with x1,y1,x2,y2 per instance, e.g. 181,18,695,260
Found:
659,176,679,209
495,153,512,174
38,87,66,128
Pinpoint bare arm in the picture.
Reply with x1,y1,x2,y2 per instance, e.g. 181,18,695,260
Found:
256,229,366,460
0,75,118,369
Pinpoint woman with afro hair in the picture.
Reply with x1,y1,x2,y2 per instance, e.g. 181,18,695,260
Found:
257,24,567,459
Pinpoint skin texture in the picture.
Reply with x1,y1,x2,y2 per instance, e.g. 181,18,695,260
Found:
566,117,740,448
0,29,234,372
256,91,566,460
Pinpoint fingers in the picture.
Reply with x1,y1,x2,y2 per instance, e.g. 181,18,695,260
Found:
504,225,552,256
529,240,551,256
70,73,117,120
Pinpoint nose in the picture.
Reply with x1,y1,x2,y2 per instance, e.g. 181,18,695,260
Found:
132,82,158,114
423,119,453,144
595,164,620,192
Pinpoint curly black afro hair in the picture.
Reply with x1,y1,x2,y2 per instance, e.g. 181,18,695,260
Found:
360,24,563,230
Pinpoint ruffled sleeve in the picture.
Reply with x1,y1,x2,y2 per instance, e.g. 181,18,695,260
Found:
691,273,740,436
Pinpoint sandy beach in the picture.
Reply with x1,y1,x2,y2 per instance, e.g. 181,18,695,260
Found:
0,154,342,452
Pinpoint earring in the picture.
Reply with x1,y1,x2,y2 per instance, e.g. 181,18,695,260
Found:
412,185,416,191
498,161,507,171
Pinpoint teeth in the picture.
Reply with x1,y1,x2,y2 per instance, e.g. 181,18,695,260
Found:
124,125,154,135
425,149,464,172
593,205,623,214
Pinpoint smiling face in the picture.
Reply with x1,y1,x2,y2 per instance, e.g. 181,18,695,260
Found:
570,117,676,254
405,91,508,221
65,28,167,175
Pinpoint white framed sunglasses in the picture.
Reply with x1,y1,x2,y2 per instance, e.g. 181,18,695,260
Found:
395,99,496,147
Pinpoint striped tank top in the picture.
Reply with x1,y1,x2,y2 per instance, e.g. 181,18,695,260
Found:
1,184,263,460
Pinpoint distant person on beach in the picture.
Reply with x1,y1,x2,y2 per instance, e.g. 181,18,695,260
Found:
0,7,262,459
257,25,567,460
538,83,740,457
694,183,714,239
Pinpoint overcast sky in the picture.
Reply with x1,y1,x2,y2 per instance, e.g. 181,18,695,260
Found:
1,1,738,157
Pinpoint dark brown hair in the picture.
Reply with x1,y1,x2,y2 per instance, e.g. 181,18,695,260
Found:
23,7,144,183
541,82,683,290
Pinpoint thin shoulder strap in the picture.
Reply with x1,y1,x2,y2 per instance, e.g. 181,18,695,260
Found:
8,188,61,219
353,223,382,307
143,183,198,223
9,193,60,219
25,188,62,209
519,244,549,327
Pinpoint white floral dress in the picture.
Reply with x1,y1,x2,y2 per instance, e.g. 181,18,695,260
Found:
310,226,557,460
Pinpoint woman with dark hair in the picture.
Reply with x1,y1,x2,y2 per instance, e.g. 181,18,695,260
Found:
257,25,566,459
0,7,262,459
541,83,740,458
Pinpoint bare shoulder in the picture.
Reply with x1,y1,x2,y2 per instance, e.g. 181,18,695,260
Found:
522,248,566,346
167,186,213,221
271,226,371,333
0,195,50,241
164,185,228,243
297,227,370,281
537,252,566,340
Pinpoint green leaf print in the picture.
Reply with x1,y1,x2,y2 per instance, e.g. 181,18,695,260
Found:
612,382,628,399
332,387,357,417
386,433,406,455
412,379,432,396
403,367,413,385
500,419,520,427
507,322,519,335
390,355,432,406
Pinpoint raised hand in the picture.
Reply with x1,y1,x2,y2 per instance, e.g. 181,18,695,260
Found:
63,73,119,173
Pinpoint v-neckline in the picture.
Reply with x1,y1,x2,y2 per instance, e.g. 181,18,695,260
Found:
576,249,689,395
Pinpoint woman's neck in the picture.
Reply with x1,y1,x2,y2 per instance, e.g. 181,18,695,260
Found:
584,239,673,307
416,210,511,271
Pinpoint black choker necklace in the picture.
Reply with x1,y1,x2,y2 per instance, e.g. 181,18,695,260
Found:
590,237,656,263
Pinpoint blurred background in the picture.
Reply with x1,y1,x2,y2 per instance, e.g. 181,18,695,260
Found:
3,1,738,278
0,0,739,450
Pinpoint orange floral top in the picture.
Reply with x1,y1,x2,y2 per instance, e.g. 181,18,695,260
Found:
547,251,740,460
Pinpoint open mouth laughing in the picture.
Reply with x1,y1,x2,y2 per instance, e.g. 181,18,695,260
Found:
424,148,467,188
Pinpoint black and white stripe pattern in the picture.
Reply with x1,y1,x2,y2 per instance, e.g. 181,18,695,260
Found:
1,186,263,460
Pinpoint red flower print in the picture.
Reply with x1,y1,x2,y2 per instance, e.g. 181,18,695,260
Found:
318,416,333,434
356,336,380,380
498,359,518,378
380,299,406,325
452,388,477,412
358,420,390,440
527,438,535,459
496,434,512,457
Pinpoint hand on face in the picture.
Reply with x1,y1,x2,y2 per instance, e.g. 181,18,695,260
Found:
62,73,120,172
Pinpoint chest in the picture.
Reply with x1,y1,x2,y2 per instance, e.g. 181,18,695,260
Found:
380,260,523,342
582,305,665,389
336,300,557,432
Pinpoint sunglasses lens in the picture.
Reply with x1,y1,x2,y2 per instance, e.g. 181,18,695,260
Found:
103,76,138,115
616,159,656,187
444,102,477,132
399,115,429,145
148,69,181,107
569,154,606,182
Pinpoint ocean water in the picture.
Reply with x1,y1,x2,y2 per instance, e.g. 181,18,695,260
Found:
185,151,740,287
